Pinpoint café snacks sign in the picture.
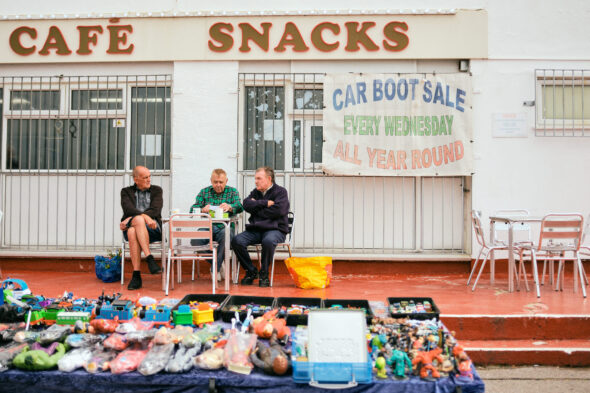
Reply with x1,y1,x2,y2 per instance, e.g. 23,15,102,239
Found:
322,73,473,176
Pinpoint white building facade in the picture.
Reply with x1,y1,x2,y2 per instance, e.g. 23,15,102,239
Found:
0,0,588,259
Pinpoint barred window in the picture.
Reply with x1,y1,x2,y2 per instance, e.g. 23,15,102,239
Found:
243,86,285,170
10,90,60,110
130,86,171,170
6,118,124,170
535,69,590,136
71,89,123,110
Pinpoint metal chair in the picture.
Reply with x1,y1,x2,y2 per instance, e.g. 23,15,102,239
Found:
234,212,294,287
165,213,218,295
518,214,586,298
469,210,522,291
493,209,533,291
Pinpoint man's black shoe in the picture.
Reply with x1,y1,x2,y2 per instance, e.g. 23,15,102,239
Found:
240,270,258,285
127,271,142,290
258,276,270,287
146,254,162,274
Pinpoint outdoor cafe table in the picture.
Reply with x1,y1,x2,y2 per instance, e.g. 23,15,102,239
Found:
488,215,542,292
163,215,238,292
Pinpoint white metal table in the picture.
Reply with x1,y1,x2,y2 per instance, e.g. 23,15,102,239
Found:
163,215,238,292
488,215,542,292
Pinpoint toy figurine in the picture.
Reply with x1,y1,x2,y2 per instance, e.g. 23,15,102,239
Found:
195,347,225,370
13,342,66,370
455,352,474,382
83,348,117,373
412,347,444,380
388,349,412,380
374,355,388,379
250,330,291,375
251,309,290,341
90,316,119,333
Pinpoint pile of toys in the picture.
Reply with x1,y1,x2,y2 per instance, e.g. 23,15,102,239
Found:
389,300,434,315
1,278,475,384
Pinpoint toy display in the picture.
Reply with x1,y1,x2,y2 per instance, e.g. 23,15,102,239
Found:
224,331,257,375
12,343,66,371
195,347,225,370
251,310,290,341
388,349,412,380
110,344,150,374
166,341,201,373
250,330,291,375
138,342,175,375
412,347,444,380
0,287,480,392
58,347,93,372
103,333,130,351
65,333,104,348
90,317,119,333
0,342,28,372
84,348,117,373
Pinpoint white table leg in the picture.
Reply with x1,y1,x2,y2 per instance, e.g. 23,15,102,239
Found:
508,223,515,292
224,222,230,292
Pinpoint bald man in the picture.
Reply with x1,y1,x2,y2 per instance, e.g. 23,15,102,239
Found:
120,166,163,290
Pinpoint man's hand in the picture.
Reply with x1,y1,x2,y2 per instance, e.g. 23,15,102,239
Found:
267,200,275,207
120,217,131,231
143,214,157,229
220,203,232,212
202,205,211,213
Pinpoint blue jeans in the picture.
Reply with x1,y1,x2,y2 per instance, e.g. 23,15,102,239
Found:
190,225,233,271
231,229,286,275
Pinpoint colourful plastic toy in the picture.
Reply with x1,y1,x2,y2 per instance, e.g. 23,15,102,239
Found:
173,305,193,326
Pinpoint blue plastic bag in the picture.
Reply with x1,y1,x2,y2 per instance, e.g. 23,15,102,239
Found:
94,255,121,283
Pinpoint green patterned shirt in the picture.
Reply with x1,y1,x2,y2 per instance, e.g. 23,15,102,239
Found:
189,185,243,228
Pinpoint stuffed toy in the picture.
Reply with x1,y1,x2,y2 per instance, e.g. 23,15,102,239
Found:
251,310,290,341
13,343,66,370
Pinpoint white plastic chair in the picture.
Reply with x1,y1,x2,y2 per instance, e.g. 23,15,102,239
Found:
518,214,586,298
234,212,294,287
469,210,522,291
165,213,218,295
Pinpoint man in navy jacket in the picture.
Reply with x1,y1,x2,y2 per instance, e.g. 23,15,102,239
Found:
231,166,290,287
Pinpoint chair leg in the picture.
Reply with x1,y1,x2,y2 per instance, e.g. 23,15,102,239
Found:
576,254,587,298
555,260,564,292
270,252,276,287
581,261,589,286
232,252,238,284
472,249,491,291
165,250,171,296
120,242,126,285
212,249,217,294
192,260,195,281
177,258,182,284
519,252,530,292
467,248,484,285
530,250,541,298
490,249,495,285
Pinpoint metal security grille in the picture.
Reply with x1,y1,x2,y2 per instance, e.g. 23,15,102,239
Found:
237,73,469,256
0,74,172,252
535,69,590,136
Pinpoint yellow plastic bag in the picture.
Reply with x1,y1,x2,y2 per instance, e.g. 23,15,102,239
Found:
284,256,332,289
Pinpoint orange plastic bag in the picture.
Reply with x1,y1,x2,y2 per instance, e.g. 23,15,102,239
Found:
284,256,332,289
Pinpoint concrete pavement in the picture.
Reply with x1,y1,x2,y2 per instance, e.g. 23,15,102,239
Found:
478,366,590,393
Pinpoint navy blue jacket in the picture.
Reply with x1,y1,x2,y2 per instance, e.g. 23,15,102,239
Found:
242,184,290,234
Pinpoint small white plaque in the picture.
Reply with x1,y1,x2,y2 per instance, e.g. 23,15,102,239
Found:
492,113,528,138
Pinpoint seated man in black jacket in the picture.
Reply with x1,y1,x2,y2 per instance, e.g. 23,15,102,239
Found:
120,165,163,290
231,166,290,287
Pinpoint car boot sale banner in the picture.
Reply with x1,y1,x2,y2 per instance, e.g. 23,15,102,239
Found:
322,73,473,176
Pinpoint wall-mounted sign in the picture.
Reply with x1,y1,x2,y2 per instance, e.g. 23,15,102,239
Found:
0,11,487,63
322,73,473,176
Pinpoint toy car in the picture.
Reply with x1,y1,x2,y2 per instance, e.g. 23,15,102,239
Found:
1,279,31,300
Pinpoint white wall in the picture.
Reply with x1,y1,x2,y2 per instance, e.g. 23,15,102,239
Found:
171,61,239,213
